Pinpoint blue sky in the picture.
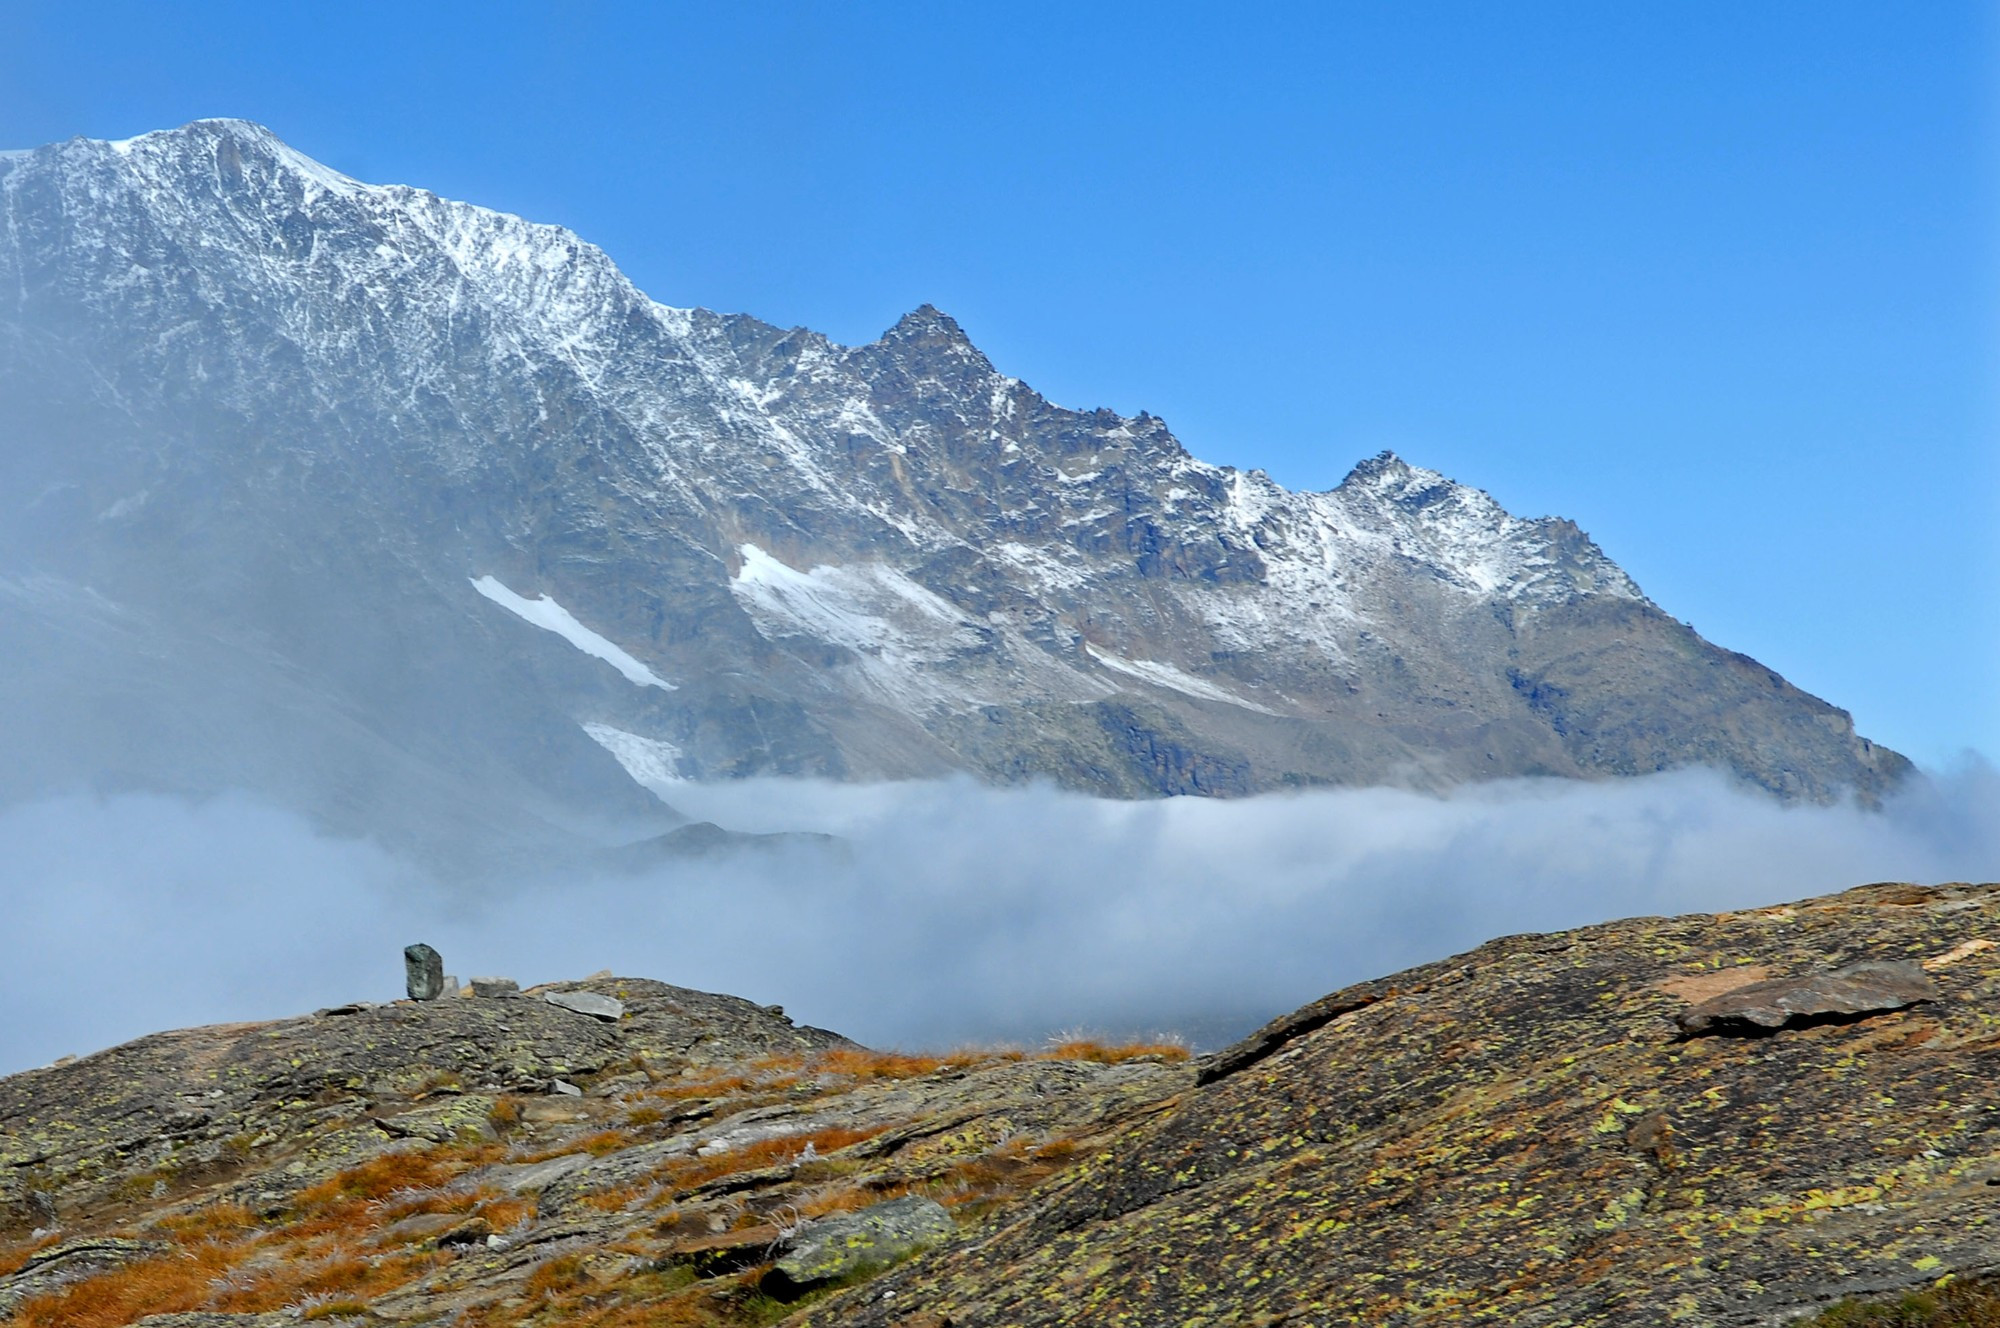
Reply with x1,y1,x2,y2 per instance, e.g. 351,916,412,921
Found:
6,2,1995,768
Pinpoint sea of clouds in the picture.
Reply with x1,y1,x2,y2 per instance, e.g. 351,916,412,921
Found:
1,761,1995,1074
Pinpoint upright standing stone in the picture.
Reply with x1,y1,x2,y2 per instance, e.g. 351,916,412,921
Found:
404,943,445,1001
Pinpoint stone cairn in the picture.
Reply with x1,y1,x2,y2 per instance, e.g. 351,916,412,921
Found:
404,943,446,1001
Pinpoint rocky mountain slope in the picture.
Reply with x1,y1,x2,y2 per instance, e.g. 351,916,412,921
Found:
0,119,1908,867
3,880,1996,1327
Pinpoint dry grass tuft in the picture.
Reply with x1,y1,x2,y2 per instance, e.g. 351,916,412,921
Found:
153,1201,261,1243
809,1048,990,1082
523,1251,590,1300
0,1230,63,1279
579,1129,636,1157
1810,1278,2000,1326
487,1096,524,1131
295,1147,477,1211
6,1240,241,1328
1042,1038,1190,1065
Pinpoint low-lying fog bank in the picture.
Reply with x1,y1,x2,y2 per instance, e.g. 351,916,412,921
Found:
1,762,1994,1074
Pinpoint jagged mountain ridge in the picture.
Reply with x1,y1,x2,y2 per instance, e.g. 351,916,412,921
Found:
0,120,1907,862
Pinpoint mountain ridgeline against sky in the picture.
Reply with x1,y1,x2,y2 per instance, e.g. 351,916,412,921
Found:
0,120,1908,866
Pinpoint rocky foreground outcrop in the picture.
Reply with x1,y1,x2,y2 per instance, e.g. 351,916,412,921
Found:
5,882,1998,1327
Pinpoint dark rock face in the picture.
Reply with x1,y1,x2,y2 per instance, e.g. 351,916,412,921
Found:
0,120,1910,870
1675,959,1941,1036
799,882,2000,1328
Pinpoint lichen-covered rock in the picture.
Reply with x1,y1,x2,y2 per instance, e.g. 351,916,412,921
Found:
1675,958,1940,1035
774,1197,956,1288
800,881,2000,1328
372,1093,497,1142
0,976,846,1224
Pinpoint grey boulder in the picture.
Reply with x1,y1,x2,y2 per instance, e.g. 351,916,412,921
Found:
772,1196,956,1288
543,990,624,1021
403,943,445,1001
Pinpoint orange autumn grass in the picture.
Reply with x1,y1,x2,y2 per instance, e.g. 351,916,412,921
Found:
638,1040,1182,1103
6,1143,508,1328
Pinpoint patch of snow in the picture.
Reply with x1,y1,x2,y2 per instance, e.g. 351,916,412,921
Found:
265,137,364,198
990,541,1093,595
1084,644,1281,715
470,576,674,689
730,544,1107,713
582,723,686,791
731,544,976,655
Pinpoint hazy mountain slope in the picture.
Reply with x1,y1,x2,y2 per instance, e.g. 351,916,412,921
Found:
0,120,1908,860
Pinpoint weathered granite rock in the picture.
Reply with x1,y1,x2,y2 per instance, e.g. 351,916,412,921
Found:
470,977,520,998
543,990,625,1021
774,1197,956,1289
404,943,445,1001
1675,958,1941,1035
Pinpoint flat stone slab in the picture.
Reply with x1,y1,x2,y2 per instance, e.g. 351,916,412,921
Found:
1676,959,1940,1036
476,1151,598,1194
773,1196,956,1287
543,990,625,1021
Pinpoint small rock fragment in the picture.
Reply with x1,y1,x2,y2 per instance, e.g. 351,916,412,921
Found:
1676,959,1940,1036
543,990,625,1021
404,943,446,1001
549,1078,583,1096
471,976,520,998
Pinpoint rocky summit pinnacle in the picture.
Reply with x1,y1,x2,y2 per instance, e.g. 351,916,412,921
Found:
0,120,1908,867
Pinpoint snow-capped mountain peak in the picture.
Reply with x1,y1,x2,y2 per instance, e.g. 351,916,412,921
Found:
0,121,1908,861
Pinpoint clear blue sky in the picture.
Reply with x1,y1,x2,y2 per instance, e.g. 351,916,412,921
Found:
6,2,1995,768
